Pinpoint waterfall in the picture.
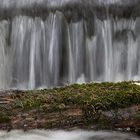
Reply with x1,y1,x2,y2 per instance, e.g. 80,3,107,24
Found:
0,0,140,89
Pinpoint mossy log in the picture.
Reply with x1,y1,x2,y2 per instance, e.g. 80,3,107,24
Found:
0,81,140,134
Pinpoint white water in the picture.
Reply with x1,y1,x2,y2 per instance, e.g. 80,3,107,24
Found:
0,130,139,140
0,14,140,89
0,0,140,89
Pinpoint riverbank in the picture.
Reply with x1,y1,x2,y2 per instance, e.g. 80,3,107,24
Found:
0,81,140,135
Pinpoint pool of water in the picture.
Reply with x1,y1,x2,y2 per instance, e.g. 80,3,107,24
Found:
0,130,139,140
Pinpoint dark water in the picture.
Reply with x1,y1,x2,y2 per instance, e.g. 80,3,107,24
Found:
0,130,139,140
0,0,140,89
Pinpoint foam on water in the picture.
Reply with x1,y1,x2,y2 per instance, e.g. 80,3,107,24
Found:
0,130,139,140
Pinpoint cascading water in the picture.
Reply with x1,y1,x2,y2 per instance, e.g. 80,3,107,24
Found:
0,0,140,89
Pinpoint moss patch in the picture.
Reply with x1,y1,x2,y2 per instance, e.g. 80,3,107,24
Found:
0,81,140,131
11,81,140,111
0,113,10,123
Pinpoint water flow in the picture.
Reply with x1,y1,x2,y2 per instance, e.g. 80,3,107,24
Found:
0,130,139,140
8,12,64,89
0,20,10,89
0,13,140,89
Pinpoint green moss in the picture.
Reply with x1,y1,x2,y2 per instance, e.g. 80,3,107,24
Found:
130,113,140,121
11,81,140,112
0,113,10,123
0,81,140,129
96,115,111,129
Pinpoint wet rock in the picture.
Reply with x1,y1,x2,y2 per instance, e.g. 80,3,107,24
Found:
0,0,140,19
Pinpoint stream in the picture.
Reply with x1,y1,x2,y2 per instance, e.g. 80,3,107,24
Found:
0,130,139,140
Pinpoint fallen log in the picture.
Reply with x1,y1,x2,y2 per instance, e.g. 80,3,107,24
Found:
0,81,140,135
